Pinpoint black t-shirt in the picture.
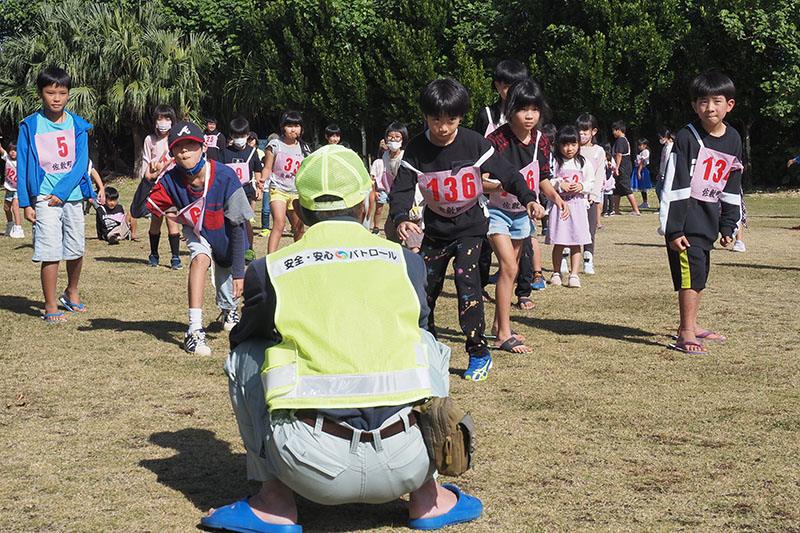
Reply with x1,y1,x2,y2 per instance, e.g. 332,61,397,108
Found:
95,203,124,240
663,121,742,248
221,145,265,178
612,135,633,176
388,127,537,240
204,131,226,162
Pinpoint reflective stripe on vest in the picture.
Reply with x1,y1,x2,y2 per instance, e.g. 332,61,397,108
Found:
263,220,431,410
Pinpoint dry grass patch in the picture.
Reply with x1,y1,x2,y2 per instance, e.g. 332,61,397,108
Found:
1,182,799,531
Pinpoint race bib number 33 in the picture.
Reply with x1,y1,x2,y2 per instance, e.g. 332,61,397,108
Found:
35,129,76,174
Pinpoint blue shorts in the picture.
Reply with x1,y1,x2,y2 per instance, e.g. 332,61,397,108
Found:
4,189,17,201
376,189,388,204
487,208,532,240
32,198,85,262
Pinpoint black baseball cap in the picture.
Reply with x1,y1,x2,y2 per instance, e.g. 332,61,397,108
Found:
169,122,205,150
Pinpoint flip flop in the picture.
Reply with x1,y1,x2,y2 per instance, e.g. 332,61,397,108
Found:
668,341,707,355
42,312,66,323
486,330,525,342
58,295,86,313
494,336,532,354
200,497,302,532
671,330,726,342
516,297,536,310
409,484,483,530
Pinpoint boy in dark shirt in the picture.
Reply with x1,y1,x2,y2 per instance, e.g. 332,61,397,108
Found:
659,72,742,354
95,186,130,243
222,116,264,262
389,77,545,381
611,120,641,215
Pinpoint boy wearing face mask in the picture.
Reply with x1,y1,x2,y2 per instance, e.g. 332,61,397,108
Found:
129,104,183,268
223,116,263,262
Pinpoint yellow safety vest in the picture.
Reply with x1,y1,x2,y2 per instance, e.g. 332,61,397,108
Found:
262,220,431,411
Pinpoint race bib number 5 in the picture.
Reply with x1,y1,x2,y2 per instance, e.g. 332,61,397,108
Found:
35,129,76,174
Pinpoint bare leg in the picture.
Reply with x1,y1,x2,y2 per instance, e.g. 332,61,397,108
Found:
41,261,60,316
268,201,287,253
188,253,211,309
626,193,641,214
373,202,385,230
11,198,21,226
408,478,458,520
489,235,528,351
287,208,304,242
531,236,542,272
64,257,84,307
4,200,11,223
129,215,138,240
551,244,564,273
676,288,704,351
207,479,298,526
569,248,581,275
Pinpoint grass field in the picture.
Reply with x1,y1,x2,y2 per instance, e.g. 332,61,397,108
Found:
1,181,799,532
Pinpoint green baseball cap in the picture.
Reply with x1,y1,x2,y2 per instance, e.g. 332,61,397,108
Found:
296,145,372,211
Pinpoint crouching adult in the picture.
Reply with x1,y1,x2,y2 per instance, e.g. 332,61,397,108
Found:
203,145,483,532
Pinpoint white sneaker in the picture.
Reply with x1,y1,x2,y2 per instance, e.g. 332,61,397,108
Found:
732,240,746,252
567,274,581,288
4,222,13,236
222,308,240,331
560,249,570,273
9,225,25,239
184,328,211,355
583,251,595,275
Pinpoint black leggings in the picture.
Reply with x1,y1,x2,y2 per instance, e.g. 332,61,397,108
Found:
420,234,488,358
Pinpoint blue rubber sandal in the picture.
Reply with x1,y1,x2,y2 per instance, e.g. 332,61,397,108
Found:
42,312,66,323
409,484,483,530
200,497,302,533
58,295,85,313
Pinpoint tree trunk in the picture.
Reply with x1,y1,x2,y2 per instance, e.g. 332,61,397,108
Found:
741,119,753,190
131,125,145,179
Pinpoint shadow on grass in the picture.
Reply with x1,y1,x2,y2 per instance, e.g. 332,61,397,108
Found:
13,243,33,250
77,317,186,346
512,317,662,347
141,429,412,531
0,294,43,317
93,256,150,265
717,262,800,272
139,428,254,513
613,242,664,248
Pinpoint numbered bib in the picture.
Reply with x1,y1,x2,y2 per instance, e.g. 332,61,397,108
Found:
204,134,218,149
171,196,206,238
488,161,539,213
107,212,126,225
226,162,250,185
418,166,482,217
483,107,503,138
272,151,304,188
555,168,584,197
4,164,17,190
35,129,76,175
689,147,740,203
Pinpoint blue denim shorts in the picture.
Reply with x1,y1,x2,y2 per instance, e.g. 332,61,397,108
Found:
376,189,388,204
32,198,85,262
487,207,533,240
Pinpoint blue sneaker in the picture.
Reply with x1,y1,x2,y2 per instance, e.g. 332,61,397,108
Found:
463,354,492,381
147,254,159,267
531,271,546,290
170,256,183,270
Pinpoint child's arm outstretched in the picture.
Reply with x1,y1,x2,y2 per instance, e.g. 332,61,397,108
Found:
787,156,800,168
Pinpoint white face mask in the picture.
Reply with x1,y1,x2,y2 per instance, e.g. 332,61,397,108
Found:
156,120,172,133
387,141,402,152
659,138,666,145
232,137,247,148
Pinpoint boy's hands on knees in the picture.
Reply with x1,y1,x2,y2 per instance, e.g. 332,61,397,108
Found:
719,236,733,247
669,236,690,251
233,278,243,299
526,201,545,221
24,206,36,223
397,221,422,241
